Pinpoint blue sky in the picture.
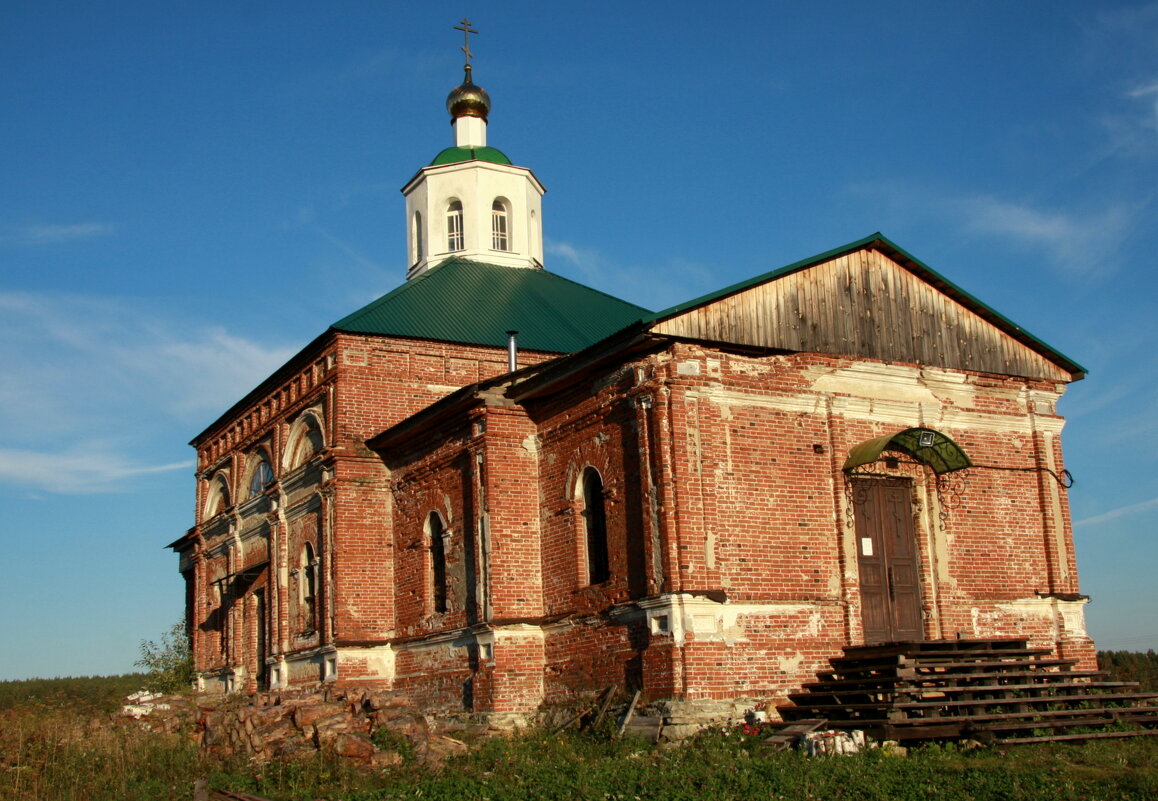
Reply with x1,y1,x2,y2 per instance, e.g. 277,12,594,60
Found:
1,1,1156,680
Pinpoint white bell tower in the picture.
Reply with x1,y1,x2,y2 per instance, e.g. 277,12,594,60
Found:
401,21,545,279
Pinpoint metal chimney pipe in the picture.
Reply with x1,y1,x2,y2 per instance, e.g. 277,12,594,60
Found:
506,330,518,372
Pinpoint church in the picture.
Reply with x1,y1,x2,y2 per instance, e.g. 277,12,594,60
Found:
170,37,1094,719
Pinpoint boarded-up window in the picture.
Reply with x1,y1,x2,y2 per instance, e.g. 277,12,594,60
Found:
583,468,610,584
429,512,448,614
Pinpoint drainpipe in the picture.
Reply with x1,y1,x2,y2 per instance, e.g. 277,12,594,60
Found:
506,330,518,372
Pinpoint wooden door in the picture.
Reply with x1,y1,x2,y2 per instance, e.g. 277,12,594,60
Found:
853,479,924,643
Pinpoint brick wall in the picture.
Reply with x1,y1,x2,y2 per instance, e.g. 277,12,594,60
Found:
182,326,1092,708
182,332,554,692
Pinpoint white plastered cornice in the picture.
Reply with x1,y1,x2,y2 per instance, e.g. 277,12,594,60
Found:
686,360,1066,435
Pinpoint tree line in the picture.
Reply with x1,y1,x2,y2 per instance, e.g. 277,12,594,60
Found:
0,673,149,713
1098,649,1158,692
2,650,1154,714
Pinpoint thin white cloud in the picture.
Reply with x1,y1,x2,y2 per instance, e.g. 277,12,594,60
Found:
146,328,300,420
0,291,297,493
847,181,1145,279
1097,76,1158,161
1084,0,1158,155
0,222,115,246
0,291,296,422
1075,495,1158,528
1128,81,1158,132
545,238,713,311
0,447,191,495
311,222,383,272
291,205,395,304
956,195,1136,277
545,238,621,293
546,240,586,268
1066,345,1158,443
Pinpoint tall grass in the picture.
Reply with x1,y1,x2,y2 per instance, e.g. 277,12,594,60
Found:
1,702,1155,801
1,704,201,801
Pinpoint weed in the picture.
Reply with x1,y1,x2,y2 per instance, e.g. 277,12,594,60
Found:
370,727,416,763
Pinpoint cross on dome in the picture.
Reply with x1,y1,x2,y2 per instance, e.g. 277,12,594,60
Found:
453,18,478,70
446,18,490,122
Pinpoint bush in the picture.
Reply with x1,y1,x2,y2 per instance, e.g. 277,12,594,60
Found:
135,619,194,694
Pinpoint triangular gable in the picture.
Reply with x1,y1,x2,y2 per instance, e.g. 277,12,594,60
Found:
648,235,1085,382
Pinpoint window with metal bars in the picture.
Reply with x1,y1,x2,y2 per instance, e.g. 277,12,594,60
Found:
491,199,509,251
447,201,464,251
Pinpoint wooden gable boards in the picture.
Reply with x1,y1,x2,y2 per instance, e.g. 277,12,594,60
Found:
649,236,1084,383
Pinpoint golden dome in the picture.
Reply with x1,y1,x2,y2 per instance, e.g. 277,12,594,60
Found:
446,66,491,121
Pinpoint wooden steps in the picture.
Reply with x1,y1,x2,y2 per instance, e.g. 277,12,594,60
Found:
804,669,1109,690
780,638,1158,745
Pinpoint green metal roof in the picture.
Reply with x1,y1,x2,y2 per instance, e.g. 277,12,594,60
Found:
430,146,512,166
330,258,650,353
644,233,1087,380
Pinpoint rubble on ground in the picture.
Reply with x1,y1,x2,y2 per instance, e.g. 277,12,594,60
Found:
117,687,473,766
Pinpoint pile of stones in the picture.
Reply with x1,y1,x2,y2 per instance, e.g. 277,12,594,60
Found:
119,688,474,767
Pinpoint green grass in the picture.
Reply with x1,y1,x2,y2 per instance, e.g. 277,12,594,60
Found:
2,668,1156,800
1,703,1155,801
370,728,1156,801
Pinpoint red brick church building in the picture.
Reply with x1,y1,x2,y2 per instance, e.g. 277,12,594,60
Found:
170,57,1093,718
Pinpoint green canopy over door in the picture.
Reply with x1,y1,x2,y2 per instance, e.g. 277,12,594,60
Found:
843,428,972,475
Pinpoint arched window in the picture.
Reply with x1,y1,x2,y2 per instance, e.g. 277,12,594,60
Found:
205,474,230,518
446,201,464,252
491,199,509,251
248,455,274,498
582,468,610,584
288,417,324,470
301,542,318,631
428,512,448,614
302,425,324,458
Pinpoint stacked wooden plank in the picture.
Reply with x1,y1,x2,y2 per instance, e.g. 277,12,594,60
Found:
779,638,1158,744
